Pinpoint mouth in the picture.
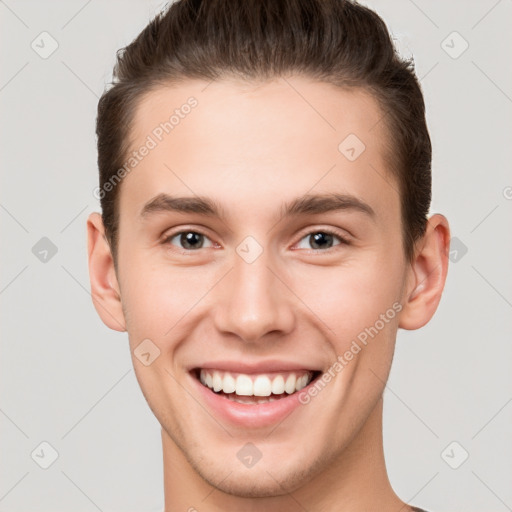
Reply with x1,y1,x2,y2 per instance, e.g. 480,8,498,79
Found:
191,367,323,405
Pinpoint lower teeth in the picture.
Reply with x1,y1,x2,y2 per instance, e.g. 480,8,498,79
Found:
216,391,289,404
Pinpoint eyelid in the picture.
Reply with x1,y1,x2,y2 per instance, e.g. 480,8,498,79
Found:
161,224,213,240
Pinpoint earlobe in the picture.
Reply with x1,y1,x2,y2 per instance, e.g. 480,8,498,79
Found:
86,212,126,332
398,214,450,330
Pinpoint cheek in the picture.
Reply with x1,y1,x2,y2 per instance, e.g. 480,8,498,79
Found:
119,252,217,340
291,259,403,348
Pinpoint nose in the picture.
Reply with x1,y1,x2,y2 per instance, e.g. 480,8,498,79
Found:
212,248,296,344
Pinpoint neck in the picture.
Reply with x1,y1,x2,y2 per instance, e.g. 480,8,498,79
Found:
162,397,410,512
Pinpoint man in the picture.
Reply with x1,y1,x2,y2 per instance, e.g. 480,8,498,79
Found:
87,0,450,510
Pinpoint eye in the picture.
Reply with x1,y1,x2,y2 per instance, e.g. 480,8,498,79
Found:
295,229,350,251
163,230,215,251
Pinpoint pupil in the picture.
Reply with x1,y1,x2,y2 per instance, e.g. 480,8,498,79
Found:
181,232,203,249
310,232,332,249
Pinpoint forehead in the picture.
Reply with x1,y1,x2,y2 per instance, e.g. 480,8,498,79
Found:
121,76,397,225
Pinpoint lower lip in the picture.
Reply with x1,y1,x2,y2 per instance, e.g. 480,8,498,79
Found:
189,371,317,429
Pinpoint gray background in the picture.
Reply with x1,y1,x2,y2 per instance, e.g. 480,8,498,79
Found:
1,1,511,511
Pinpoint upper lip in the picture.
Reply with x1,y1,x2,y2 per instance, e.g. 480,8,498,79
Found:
189,360,323,374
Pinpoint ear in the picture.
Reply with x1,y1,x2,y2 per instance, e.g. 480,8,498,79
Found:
398,213,450,330
86,212,126,332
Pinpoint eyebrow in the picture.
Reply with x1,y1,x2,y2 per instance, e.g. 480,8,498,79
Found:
139,192,375,221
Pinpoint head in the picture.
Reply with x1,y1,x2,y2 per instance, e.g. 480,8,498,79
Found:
88,0,449,499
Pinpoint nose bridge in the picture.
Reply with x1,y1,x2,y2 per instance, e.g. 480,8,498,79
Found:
213,243,295,343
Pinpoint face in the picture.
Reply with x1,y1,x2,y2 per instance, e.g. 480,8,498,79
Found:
106,77,413,495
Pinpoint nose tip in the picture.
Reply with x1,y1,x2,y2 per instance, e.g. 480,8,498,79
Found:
213,257,295,344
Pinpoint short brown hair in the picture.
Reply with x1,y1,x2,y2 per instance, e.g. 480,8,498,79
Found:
96,0,431,265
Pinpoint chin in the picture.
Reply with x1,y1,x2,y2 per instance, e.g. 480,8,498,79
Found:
202,469,299,499
190,451,322,499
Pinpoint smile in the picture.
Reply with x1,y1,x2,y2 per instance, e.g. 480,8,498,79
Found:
196,368,318,404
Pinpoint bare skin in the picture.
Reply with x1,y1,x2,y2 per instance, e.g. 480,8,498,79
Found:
87,76,450,512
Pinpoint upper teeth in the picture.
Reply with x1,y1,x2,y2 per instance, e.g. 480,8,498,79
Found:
199,369,313,396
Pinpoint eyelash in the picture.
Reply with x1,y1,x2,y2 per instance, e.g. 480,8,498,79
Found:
161,227,350,254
